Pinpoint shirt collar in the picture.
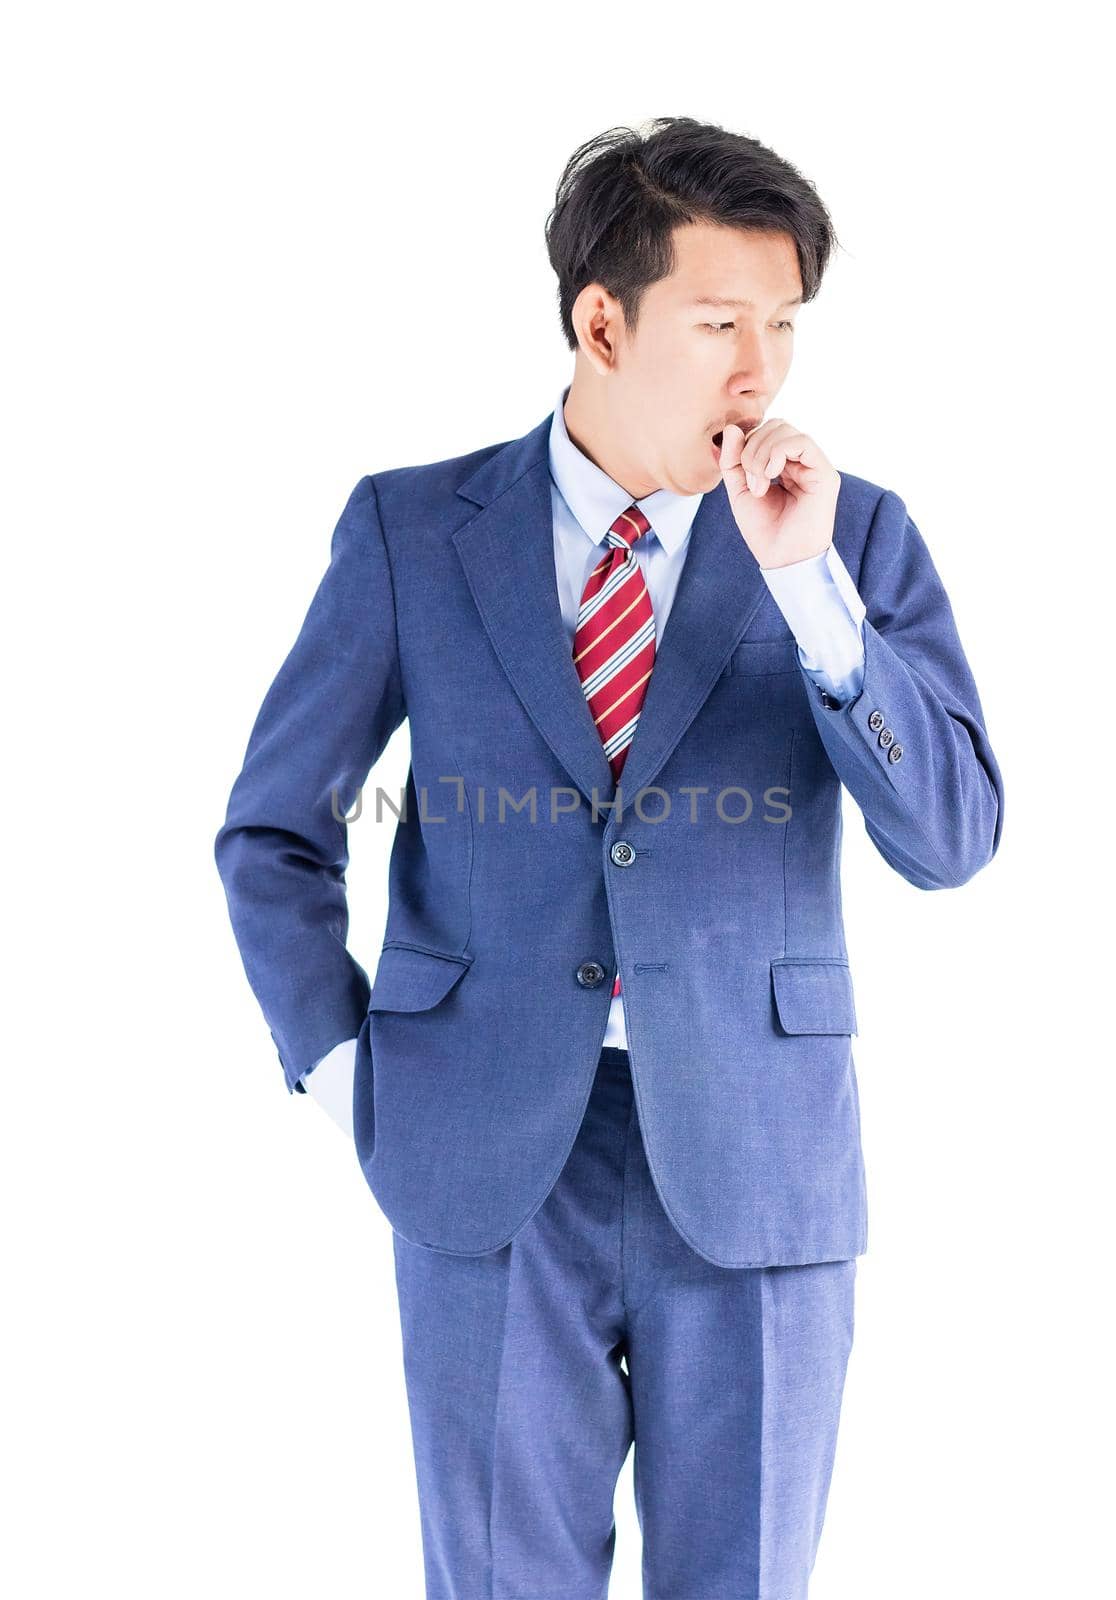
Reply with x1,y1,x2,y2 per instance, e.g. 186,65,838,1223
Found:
548,383,703,554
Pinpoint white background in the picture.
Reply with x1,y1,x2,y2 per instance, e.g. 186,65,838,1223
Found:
5,3,1113,1595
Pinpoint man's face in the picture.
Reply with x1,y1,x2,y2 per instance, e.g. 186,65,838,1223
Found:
578,222,803,497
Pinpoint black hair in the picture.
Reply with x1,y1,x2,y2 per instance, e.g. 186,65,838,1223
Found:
543,116,840,351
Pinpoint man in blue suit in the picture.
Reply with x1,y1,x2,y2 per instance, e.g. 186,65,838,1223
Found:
216,116,1003,1598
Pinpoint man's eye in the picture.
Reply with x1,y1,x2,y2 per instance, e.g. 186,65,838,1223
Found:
701,321,796,333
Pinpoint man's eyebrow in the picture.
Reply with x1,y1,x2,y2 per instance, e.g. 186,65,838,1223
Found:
691,294,803,309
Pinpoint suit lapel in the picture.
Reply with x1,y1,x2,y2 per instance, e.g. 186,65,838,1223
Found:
452,411,771,808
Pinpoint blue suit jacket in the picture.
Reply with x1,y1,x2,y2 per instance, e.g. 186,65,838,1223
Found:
215,406,1004,1267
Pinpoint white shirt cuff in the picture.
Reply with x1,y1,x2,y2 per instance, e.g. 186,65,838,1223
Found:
761,543,866,703
300,1036,358,1128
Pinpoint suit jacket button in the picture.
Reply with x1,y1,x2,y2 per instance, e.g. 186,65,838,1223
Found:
868,709,885,731
888,743,904,763
610,840,635,866
576,962,606,988
878,726,895,748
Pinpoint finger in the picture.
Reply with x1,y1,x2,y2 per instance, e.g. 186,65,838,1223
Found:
745,427,801,496
762,432,826,475
748,430,804,477
718,424,756,494
761,438,830,500
748,445,788,498
759,443,818,482
718,421,748,472
722,421,796,496
739,419,788,473
718,425,766,502
746,454,794,498
774,459,824,499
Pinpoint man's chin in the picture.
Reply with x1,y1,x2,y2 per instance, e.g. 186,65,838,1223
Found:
664,457,721,495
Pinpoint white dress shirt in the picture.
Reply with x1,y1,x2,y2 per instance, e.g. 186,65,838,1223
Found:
303,387,868,1133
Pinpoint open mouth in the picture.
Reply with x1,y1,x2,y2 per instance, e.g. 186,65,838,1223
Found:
711,430,724,448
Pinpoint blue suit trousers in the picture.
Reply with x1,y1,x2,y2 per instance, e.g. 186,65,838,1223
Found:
392,1047,856,1599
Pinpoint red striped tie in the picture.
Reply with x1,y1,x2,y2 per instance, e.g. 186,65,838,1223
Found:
572,504,656,999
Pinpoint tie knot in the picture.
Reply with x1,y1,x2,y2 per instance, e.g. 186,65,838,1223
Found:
607,504,652,551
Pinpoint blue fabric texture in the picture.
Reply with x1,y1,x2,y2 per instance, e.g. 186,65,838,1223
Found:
214,404,1004,1267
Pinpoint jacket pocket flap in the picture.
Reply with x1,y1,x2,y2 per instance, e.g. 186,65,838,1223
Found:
771,958,858,1035
368,945,473,1013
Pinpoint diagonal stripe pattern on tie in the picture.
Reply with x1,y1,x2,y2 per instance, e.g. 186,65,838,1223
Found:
572,503,656,999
